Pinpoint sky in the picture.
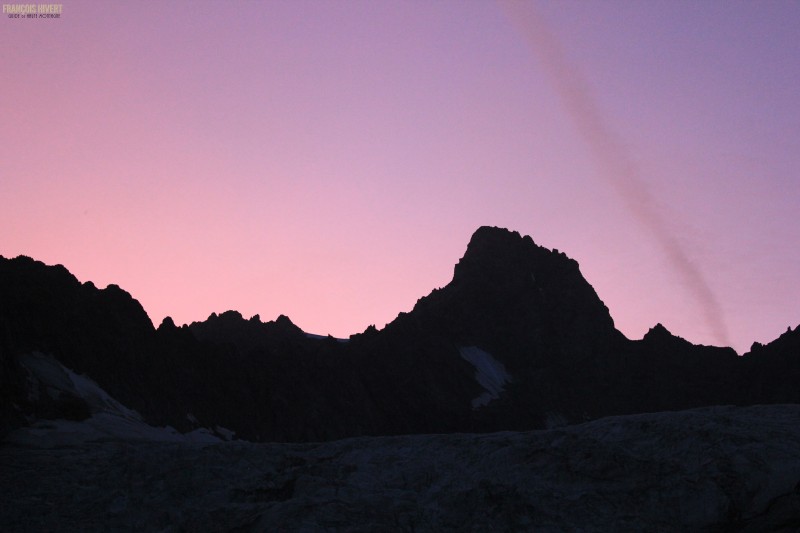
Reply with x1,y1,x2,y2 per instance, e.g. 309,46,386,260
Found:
2,0,799,354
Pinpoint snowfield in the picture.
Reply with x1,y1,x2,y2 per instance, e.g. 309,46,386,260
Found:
459,346,511,408
14,352,226,446
3,405,800,531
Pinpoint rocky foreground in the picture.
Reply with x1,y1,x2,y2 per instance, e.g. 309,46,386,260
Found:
3,405,800,532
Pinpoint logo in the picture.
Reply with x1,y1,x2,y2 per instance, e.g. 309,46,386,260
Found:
3,4,63,19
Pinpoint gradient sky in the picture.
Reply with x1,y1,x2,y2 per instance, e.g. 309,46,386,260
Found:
2,1,799,353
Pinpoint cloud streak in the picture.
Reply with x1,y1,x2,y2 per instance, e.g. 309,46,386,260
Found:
500,1,730,346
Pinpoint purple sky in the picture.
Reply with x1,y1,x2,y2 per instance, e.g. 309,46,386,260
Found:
2,1,799,353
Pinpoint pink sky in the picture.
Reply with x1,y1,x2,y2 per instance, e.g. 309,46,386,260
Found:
2,1,799,353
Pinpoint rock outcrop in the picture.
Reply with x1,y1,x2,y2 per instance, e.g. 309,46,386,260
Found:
3,405,800,531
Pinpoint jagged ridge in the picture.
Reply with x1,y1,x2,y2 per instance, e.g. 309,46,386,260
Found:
1,227,798,441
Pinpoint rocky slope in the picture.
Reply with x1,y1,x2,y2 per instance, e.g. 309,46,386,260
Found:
3,405,800,531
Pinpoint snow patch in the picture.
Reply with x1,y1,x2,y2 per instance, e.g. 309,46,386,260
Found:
305,333,349,343
20,352,140,420
214,426,236,441
12,352,225,447
459,346,511,408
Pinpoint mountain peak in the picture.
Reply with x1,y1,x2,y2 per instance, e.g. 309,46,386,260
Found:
470,225,528,243
452,226,578,288
645,323,672,339
275,314,295,328
463,226,536,259
395,226,618,360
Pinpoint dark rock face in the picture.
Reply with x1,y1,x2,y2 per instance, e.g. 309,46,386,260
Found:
740,326,800,404
407,227,619,360
188,311,307,355
0,256,155,437
393,227,625,429
1,226,799,442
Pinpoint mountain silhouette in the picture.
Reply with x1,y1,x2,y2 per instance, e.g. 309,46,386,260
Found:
1,226,798,441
